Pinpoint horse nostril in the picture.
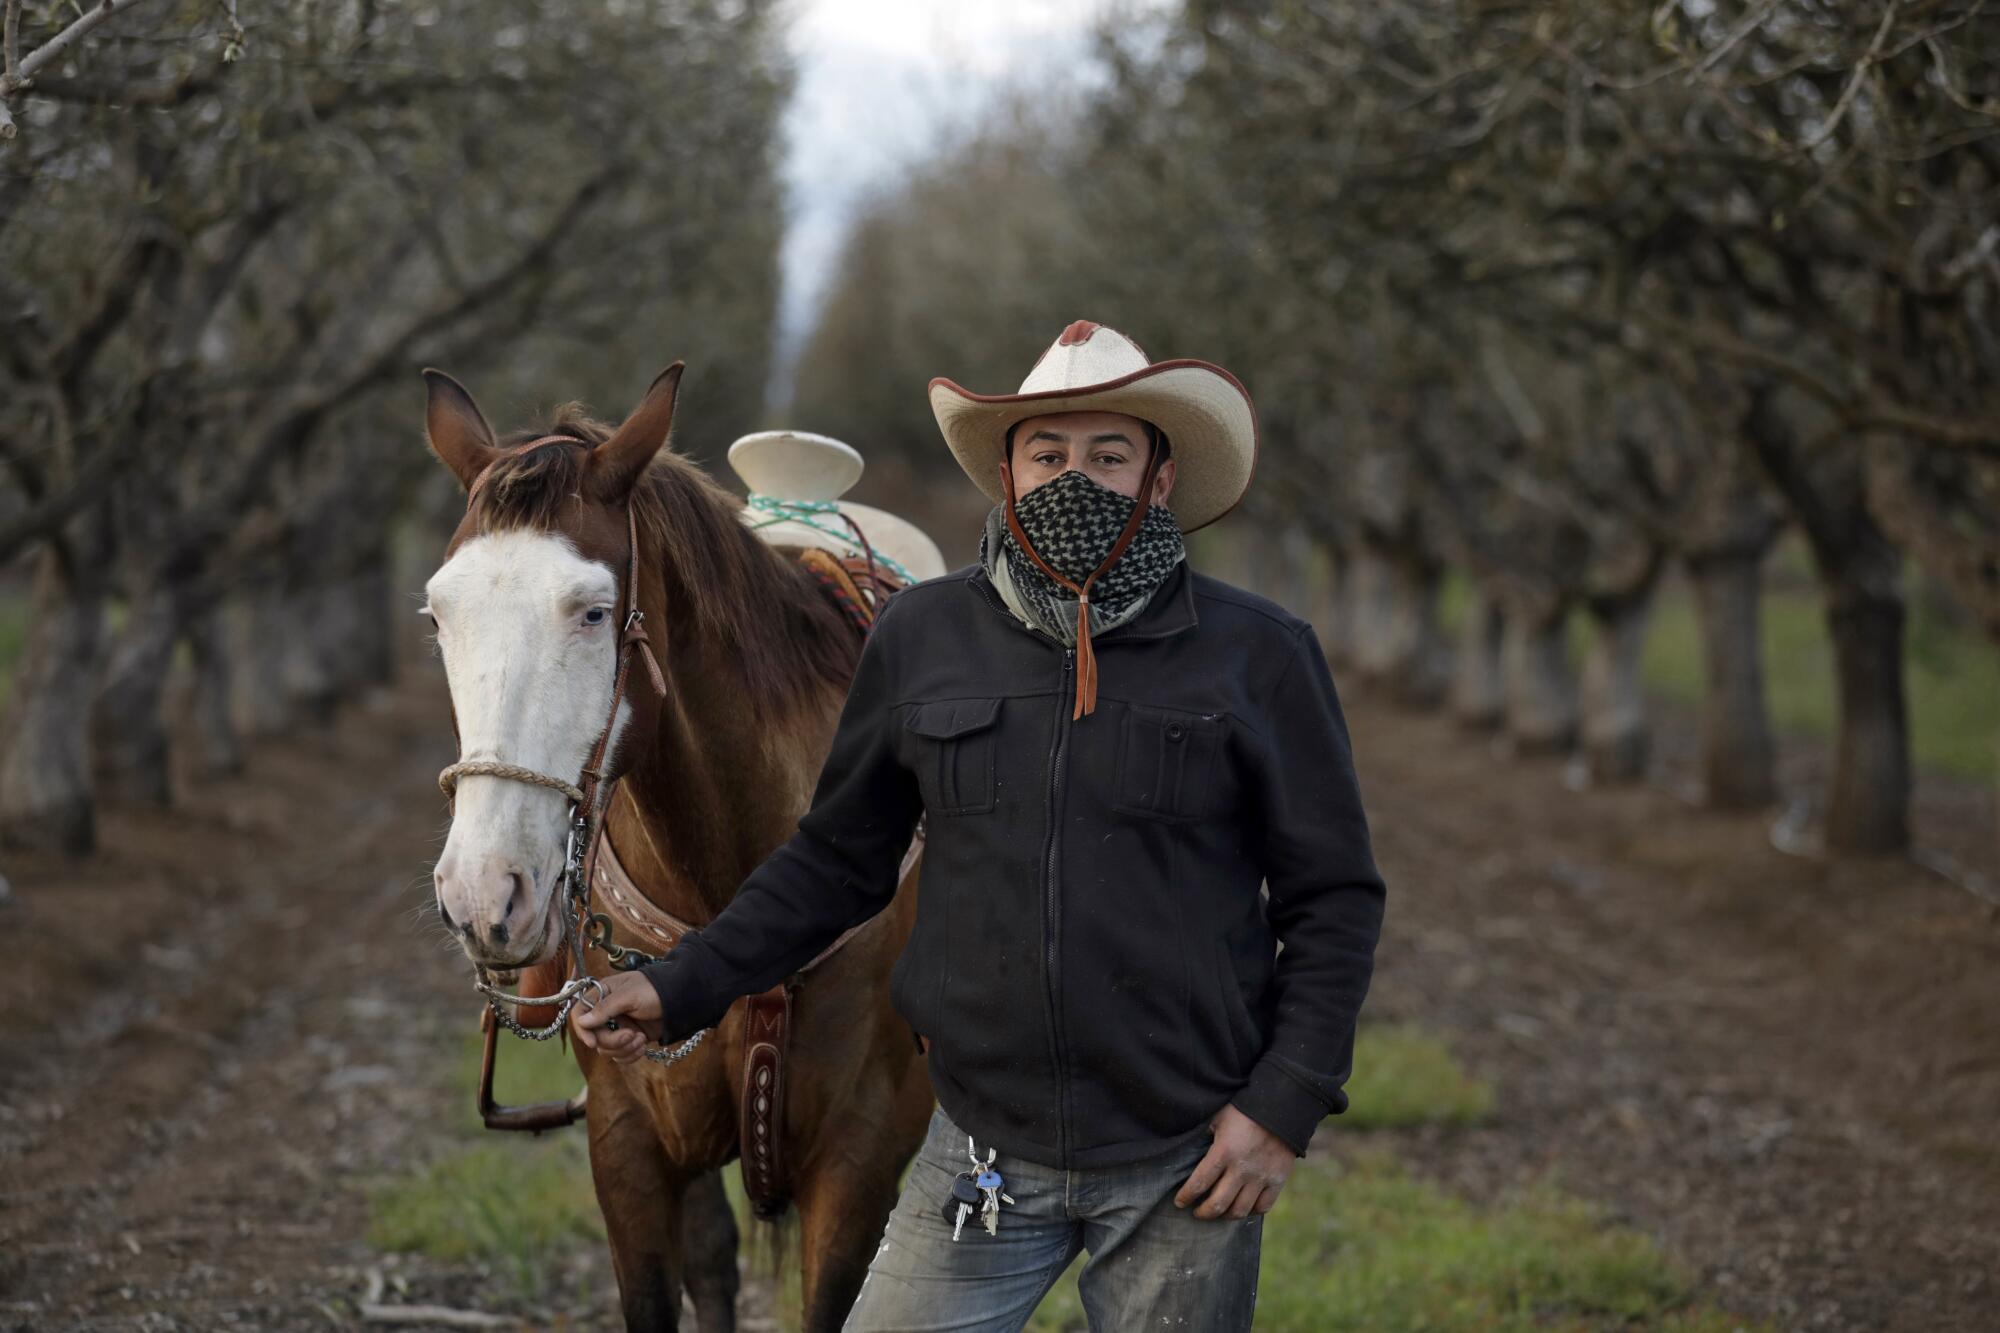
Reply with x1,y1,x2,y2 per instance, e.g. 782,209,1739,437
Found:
504,870,527,918
436,897,456,932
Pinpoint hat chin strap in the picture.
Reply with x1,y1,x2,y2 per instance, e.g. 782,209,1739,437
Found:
998,447,1166,720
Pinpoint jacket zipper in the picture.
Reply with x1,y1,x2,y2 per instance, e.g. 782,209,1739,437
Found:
1041,645,1076,1165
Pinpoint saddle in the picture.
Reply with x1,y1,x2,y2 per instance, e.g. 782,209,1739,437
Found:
490,503,928,1220
580,790,925,1217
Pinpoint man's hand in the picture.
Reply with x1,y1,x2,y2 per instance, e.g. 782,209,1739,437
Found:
569,971,665,1064
1174,1104,1295,1220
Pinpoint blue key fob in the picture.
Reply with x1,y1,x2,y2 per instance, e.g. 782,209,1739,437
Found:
976,1169,1002,1191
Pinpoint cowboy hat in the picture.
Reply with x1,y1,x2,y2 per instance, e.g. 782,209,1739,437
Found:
927,320,1258,532
726,429,948,582
727,429,863,502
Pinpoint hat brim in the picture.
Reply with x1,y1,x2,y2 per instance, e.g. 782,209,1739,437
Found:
927,359,1258,532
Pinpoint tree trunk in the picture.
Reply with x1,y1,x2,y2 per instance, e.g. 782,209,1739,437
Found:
189,604,245,779
1452,581,1506,729
1687,552,1777,810
1383,557,1446,708
91,586,184,808
316,561,393,702
314,576,365,701
1323,550,1357,668
1503,601,1576,754
0,550,106,854
347,553,396,689
1270,526,1317,621
1349,544,1445,701
1743,392,1910,855
1350,545,1402,682
282,581,340,726
1823,578,1910,855
1580,593,1654,783
235,583,296,738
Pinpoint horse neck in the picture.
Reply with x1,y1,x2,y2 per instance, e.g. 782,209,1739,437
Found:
605,532,845,924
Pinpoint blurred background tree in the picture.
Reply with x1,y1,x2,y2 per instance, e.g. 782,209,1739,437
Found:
788,0,2000,866
1,0,788,852
2,0,1995,873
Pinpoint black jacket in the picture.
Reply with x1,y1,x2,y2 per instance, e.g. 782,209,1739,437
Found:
641,557,1386,1168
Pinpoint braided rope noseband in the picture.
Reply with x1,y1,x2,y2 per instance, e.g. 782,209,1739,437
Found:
438,760,584,806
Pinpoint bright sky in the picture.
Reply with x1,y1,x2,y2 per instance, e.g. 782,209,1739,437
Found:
770,0,1127,404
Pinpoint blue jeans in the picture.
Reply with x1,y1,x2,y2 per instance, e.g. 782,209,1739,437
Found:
843,1105,1262,1331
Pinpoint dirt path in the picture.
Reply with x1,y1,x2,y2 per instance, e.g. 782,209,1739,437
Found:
0,676,628,1329
1343,694,2000,1332
3,662,1996,1330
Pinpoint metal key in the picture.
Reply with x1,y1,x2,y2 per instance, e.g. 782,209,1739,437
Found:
966,1140,1015,1235
941,1171,981,1241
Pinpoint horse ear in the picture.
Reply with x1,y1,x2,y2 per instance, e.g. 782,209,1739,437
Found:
423,369,499,491
588,362,685,502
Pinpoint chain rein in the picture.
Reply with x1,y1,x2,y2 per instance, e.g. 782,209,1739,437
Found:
446,439,706,1067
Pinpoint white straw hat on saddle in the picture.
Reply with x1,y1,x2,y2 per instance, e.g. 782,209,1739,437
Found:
928,320,1258,532
727,429,947,582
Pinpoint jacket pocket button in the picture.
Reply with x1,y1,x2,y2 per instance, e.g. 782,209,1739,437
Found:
1166,723,1186,741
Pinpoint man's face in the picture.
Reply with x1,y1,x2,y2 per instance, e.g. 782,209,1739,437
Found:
1009,410,1176,505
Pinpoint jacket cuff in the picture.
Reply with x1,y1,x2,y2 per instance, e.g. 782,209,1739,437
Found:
638,932,729,1043
1231,1057,1339,1157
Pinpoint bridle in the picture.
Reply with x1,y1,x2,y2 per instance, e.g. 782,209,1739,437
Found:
435,434,704,1065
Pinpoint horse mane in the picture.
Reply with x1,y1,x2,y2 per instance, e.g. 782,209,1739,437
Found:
467,403,862,717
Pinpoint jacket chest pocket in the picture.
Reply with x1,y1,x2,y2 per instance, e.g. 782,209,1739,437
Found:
1114,704,1224,822
905,697,1003,816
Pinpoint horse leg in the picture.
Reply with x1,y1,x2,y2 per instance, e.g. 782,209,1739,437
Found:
585,1078,689,1330
682,1168,741,1332
793,1159,896,1332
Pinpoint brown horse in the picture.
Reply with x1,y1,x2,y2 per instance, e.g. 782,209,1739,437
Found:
420,364,933,1329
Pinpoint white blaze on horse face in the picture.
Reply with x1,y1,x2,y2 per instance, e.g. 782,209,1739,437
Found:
426,529,627,968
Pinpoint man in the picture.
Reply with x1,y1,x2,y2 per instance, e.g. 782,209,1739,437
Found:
575,320,1386,1330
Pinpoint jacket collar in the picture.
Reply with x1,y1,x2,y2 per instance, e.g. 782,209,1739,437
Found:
967,556,1199,645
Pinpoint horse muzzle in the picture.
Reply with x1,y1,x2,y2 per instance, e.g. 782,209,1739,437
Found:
435,851,565,969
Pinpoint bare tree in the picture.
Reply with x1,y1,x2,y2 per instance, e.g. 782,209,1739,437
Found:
1,0,791,851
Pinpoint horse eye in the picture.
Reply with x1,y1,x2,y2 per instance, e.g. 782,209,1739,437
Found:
582,606,609,627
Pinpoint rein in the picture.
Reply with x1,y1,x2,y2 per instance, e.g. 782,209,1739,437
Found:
437,435,702,1067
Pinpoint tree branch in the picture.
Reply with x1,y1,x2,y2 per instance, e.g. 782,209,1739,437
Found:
3,0,21,87
4,0,161,88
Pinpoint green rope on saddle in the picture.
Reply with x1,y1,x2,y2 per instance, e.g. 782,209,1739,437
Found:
744,493,916,585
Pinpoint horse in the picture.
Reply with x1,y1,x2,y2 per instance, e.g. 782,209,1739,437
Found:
418,362,934,1329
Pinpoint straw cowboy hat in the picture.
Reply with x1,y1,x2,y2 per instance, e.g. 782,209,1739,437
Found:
728,429,863,501
928,320,1259,532
726,429,947,583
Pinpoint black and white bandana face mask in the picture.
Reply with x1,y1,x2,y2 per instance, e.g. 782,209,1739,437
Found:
995,468,1185,633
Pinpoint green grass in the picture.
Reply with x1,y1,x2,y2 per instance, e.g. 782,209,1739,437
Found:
1341,1022,1496,1131
367,1032,814,1316
1638,578,1999,782
1029,1152,1768,1332
370,1022,1743,1332
365,1033,603,1304
366,1135,602,1301
719,1020,1495,1332
1435,561,1999,782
